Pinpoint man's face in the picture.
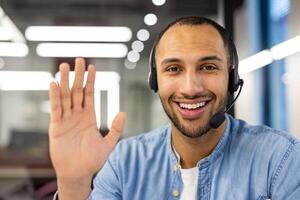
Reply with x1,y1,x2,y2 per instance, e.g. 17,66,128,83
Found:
156,24,229,138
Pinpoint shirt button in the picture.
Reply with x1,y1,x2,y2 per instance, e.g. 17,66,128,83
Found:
172,189,180,197
173,164,179,171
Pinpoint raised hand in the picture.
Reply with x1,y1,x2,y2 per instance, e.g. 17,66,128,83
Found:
48,58,125,199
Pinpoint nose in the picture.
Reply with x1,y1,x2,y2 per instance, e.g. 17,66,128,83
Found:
179,70,204,98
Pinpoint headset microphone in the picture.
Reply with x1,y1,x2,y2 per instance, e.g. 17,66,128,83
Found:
209,79,244,129
209,112,226,129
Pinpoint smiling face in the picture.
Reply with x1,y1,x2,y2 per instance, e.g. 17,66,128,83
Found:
156,24,229,138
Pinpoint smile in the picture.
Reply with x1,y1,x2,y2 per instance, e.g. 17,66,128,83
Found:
179,102,206,110
174,100,211,119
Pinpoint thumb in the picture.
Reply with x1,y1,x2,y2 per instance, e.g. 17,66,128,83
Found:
103,112,126,147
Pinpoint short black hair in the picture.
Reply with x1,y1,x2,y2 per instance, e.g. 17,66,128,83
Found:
152,16,237,68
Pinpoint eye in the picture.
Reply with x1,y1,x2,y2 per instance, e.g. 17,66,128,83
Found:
201,64,217,71
166,65,181,73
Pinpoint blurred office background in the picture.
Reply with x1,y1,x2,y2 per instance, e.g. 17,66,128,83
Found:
0,0,299,199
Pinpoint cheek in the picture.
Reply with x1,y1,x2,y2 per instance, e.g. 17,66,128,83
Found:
210,76,229,98
157,76,176,99
157,73,185,103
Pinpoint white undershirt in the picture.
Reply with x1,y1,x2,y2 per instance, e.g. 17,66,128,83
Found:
180,167,198,200
173,146,198,200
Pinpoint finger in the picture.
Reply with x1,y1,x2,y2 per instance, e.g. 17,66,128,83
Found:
49,82,62,123
59,63,71,117
71,57,86,111
104,112,126,146
83,64,96,110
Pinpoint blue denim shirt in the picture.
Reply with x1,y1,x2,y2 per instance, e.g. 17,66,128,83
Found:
89,115,300,200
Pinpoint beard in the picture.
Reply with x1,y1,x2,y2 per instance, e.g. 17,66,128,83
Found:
160,94,227,138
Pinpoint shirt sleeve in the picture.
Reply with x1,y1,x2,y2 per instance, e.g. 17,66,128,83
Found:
88,156,122,200
271,140,300,200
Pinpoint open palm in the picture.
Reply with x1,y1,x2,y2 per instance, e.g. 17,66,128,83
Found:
48,58,125,181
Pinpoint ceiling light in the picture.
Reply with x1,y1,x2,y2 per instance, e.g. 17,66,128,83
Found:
239,50,273,75
270,35,300,60
0,71,53,90
0,69,120,129
131,40,144,52
144,13,158,26
137,29,150,41
0,6,4,17
127,50,140,63
0,27,13,40
25,26,132,42
152,0,166,6
0,42,28,57
0,6,26,43
36,43,128,58
238,34,300,75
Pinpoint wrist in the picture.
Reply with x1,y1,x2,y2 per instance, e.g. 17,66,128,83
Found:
56,176,93,200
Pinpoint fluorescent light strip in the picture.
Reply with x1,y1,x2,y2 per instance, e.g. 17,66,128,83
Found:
270,35,300,60
25,26,132,42
0,71,53,90
0,6,4,18
55,72,120,128
239,34,300,74
239,50,273,75
0,27,13,40
36,43,128,58
0,42,28,57
0,70,120,128
0,6,26,43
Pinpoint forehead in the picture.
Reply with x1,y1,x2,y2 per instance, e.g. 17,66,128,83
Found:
155,24,227,61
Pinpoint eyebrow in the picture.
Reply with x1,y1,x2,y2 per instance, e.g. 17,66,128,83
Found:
160,55,223,66
199,55,223,62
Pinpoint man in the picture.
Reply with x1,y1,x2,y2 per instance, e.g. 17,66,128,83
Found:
49,16,300,200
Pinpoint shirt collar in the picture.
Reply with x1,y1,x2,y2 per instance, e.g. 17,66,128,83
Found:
197,114,232,168
166,114,233,169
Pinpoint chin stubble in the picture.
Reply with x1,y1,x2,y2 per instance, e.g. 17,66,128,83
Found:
165,108,211,138
160,95,227,138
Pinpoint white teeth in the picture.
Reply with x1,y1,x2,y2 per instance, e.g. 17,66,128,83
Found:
179,102,206,109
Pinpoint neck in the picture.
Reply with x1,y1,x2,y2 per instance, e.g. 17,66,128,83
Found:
171,119,227,169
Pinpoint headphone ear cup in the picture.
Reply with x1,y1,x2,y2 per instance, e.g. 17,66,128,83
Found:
228,67,240,94
228,42,241,94
148,70,158,92
148,47,158,92
228,68,235,94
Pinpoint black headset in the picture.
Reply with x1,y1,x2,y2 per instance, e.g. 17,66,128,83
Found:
148,36,243,95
